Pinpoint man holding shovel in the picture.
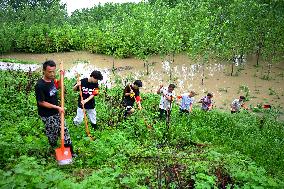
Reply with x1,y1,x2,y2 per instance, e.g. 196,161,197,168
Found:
73,70,103,131
35,60,76,157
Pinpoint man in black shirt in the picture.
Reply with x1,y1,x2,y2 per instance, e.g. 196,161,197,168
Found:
35,60,76,157
73,70,103,130
122,80,142,118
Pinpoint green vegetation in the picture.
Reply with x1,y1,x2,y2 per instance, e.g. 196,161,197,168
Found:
1,0,283,64
238,85,250,100
0,58,38,64
0,70,284,188
1,0,284,187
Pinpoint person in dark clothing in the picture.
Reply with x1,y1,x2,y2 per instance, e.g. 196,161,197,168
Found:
35,60,76,157
73,70,103,130
122,80,142,118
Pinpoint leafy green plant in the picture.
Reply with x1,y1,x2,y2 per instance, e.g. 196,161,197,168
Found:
1,0,283,65
1,46,284,189
0,58,38,64
238,85,250,100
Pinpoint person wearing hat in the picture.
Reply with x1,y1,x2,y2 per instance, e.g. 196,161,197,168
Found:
231,95,248,113
73,70,103,130
122,80,142,118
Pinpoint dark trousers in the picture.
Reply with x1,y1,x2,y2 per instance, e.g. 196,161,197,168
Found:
41,114,74,154
159,108,169,118
180,109,190,114
123,104,133,118
91,123,97,130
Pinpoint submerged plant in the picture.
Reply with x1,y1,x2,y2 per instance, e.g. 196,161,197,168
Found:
238,85,250,100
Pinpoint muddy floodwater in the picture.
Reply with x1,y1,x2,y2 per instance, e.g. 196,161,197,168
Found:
1,51,284,119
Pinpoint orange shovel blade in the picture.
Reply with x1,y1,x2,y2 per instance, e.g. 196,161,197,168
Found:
55,147,72,165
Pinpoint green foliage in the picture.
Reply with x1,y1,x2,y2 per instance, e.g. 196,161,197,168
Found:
0,23,13,54
1,0,283,62
238,85,250,100
1,69,284,187
0,58,38,64
0,156,78,188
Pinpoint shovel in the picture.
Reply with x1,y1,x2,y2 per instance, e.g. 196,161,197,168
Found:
55,62,72,165
77,74,94,140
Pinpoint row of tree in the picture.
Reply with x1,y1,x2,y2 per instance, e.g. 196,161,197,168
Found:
0,0,283,64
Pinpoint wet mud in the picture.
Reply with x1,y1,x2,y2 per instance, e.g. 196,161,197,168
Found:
1,51,283,120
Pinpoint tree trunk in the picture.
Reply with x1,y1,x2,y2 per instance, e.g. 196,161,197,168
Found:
256,42,262,66
146,61,149,75
202,63,205,85
268,64,272,79
112,59,115,74
231,62,234,76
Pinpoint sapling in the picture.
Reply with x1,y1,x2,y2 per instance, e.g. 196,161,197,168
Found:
231,61,234,76
112,59,115,74
201,63,205,85
267,63,272,79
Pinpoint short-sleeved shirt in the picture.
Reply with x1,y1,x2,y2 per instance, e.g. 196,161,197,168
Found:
76,78,98,109
35,79,59,117
200,96,212,111
123,84,140,107
231,99,244,112
159,87,176,110
180,93,195,110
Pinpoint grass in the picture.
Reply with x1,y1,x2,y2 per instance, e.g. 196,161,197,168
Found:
218,87,228,93
0,58,38,64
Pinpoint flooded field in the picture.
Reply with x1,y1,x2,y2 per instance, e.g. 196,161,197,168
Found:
1,51,284,119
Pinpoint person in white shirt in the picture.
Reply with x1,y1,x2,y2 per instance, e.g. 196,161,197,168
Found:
231,96,248,113
157,84,176,118
178,91,196,113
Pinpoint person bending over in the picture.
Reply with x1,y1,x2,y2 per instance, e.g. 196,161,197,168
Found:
122,80,142,118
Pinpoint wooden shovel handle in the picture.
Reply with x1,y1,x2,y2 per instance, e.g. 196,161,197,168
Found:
60,62,65,149
77,74,93,140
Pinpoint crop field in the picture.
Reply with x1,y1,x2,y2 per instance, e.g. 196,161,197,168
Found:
1,0,284,188
0,69,283,188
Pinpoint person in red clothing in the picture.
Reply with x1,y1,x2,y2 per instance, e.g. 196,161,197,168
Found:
35,60,76,157
122,80,142,118
73,70,103,130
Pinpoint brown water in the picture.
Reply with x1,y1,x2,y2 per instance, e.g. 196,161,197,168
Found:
1,51,284,119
